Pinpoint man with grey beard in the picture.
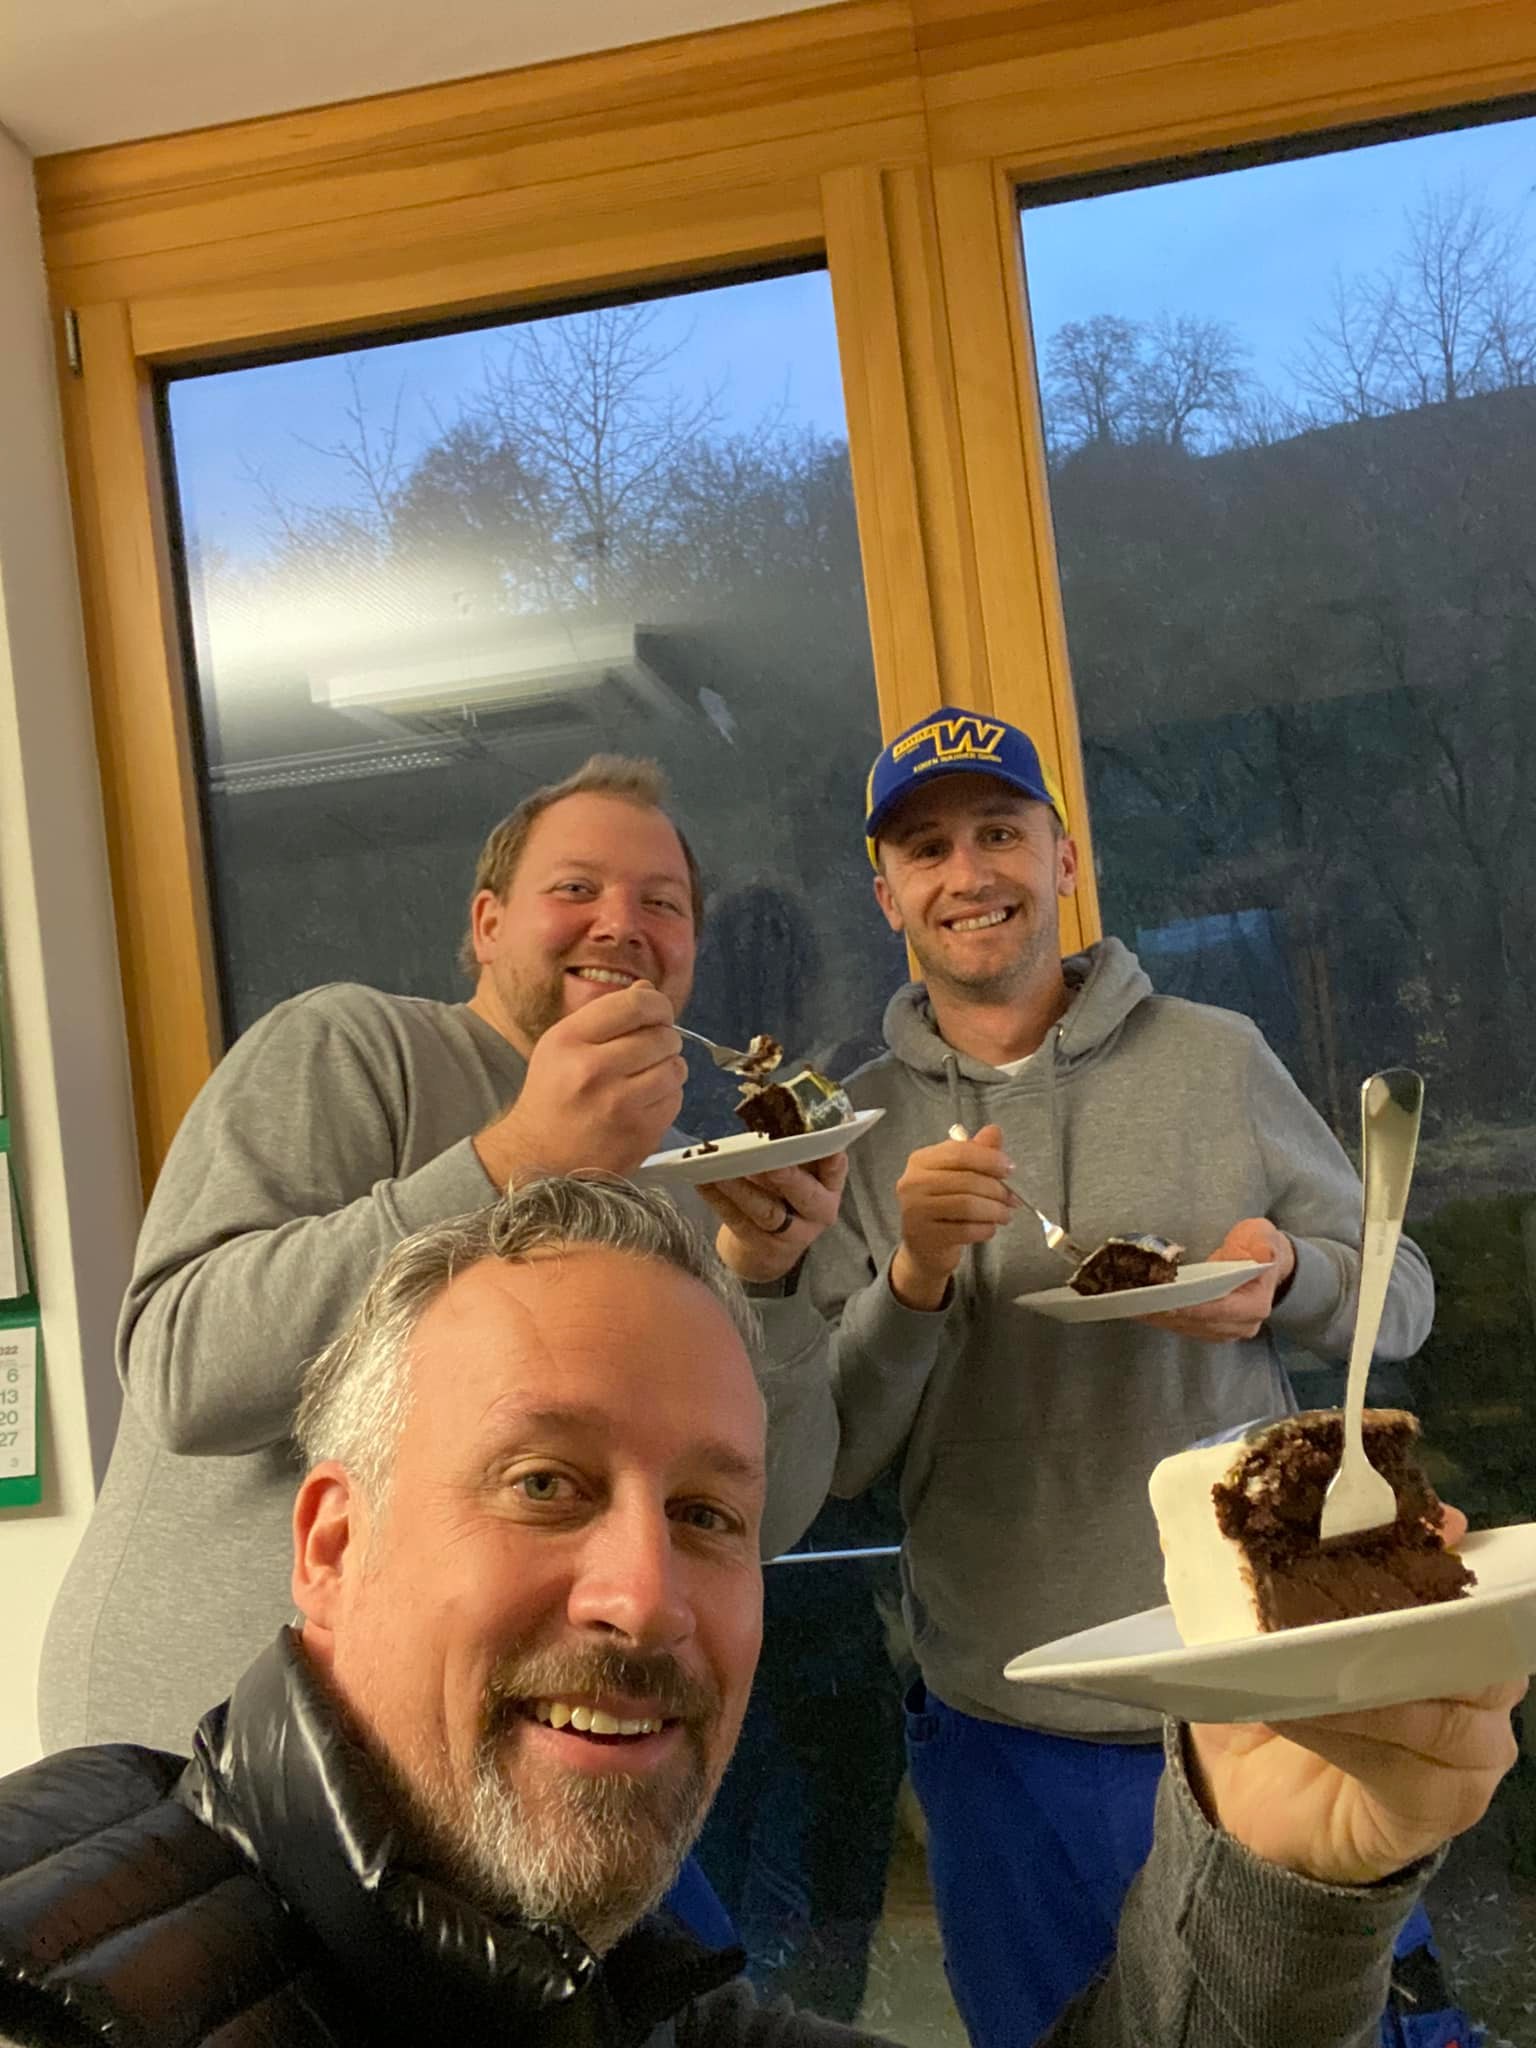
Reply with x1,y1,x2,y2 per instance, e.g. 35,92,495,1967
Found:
0,1175,1522,2047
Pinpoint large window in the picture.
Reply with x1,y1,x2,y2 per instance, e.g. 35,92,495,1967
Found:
164,270,905,1098
162,267,953,2038
1020,106,1536,2032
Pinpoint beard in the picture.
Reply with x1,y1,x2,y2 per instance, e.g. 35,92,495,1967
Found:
377,1643,723,1955
490,959,570,1050
908,906,1059,1005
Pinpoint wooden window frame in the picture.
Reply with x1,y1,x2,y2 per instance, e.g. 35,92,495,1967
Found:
34,0,1536,1187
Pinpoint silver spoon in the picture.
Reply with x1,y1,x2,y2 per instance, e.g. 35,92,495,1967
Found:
1318,1068,1425,1543
947,1121,1088,1264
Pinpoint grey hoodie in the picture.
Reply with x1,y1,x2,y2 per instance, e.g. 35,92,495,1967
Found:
756,939,1434,1737
38,983,838,1754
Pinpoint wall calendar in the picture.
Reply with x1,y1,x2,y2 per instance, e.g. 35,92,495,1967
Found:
0,962,42,1509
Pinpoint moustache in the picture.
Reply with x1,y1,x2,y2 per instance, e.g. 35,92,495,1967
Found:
484,1644,719,1734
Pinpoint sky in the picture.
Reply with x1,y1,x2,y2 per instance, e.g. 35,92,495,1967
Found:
1022,112,1536,393
166,108,1535,565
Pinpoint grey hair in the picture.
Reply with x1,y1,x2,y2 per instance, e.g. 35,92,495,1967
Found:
295,1173,760,1506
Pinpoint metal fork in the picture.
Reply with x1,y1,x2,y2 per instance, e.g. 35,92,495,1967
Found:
676,1027,763,1076
946,1121,1087,1265
1318,1068,1425,1543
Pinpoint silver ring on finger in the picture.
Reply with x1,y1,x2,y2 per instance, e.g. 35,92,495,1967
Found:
768,1201,796,1237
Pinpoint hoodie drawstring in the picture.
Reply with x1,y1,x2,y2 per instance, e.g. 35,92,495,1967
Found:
946,1037,1070,1234
1046,1025,1067,1232
943,1052,964,1136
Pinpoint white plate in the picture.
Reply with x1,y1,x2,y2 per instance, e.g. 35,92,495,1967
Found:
1004,1523,1536,1723
637,1108,885,1188
1015,1258,1265,1322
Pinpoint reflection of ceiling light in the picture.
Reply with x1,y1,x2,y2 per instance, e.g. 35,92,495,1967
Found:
312,624,672,718
210,740,460,795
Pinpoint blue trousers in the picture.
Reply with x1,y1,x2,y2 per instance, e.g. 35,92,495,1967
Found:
665,1856,738,1950
904,1685,1444,2048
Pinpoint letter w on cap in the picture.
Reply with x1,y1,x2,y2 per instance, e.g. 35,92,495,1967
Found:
928,717,1004,763
893,716,1007,766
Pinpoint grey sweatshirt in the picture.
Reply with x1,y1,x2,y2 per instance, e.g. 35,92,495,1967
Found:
755,940,1434,1738
38,983,837,1753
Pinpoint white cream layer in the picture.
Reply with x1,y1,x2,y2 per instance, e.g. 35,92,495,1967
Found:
1147,1441,1262,1647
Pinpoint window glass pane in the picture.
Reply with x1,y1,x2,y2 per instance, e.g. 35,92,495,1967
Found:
1021,108,1536,2031
162,270,951,2036
166,275,904,1091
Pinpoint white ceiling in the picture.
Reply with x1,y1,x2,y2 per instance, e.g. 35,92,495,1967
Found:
0,0,825,157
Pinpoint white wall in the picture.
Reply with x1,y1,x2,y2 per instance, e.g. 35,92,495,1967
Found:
0,123,142,1776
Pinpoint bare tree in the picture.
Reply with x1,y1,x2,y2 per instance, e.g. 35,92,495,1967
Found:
1043,313,1249,456
469,302,720,606
1385,183,1534,405
299,358,413,527
1220,385,1306,451
1291,182,1536,422
222,300,853,636
384,417,559,612
1486,289,1536,390
1041,314,1142,453
1289,272,1403,422
237,355,417,574
1132,314,1250,451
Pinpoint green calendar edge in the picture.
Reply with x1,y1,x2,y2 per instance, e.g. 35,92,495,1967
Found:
0,1294,42,1508
0,1092,44,1507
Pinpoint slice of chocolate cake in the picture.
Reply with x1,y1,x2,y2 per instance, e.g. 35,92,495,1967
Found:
738,1034,784,1083
1069,1234,1184,1296
1149,1409,1473,1645
736,1066,853,1140
737,1084,807,1140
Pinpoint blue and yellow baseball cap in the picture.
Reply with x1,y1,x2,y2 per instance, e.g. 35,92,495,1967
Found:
864,706,1069,865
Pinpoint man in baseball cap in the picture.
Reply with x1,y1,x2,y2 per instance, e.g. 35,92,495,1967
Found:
710,701,1437,2046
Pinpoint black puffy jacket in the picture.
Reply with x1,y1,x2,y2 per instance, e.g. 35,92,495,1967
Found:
0,1631,744,2047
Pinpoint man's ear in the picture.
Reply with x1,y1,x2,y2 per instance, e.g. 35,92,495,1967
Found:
467,886,506,967
292,1461,365,1629
1055,832,1080,900
873,869,905,936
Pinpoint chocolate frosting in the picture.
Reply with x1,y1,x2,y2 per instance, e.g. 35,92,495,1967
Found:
1212,1409,1474,1631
